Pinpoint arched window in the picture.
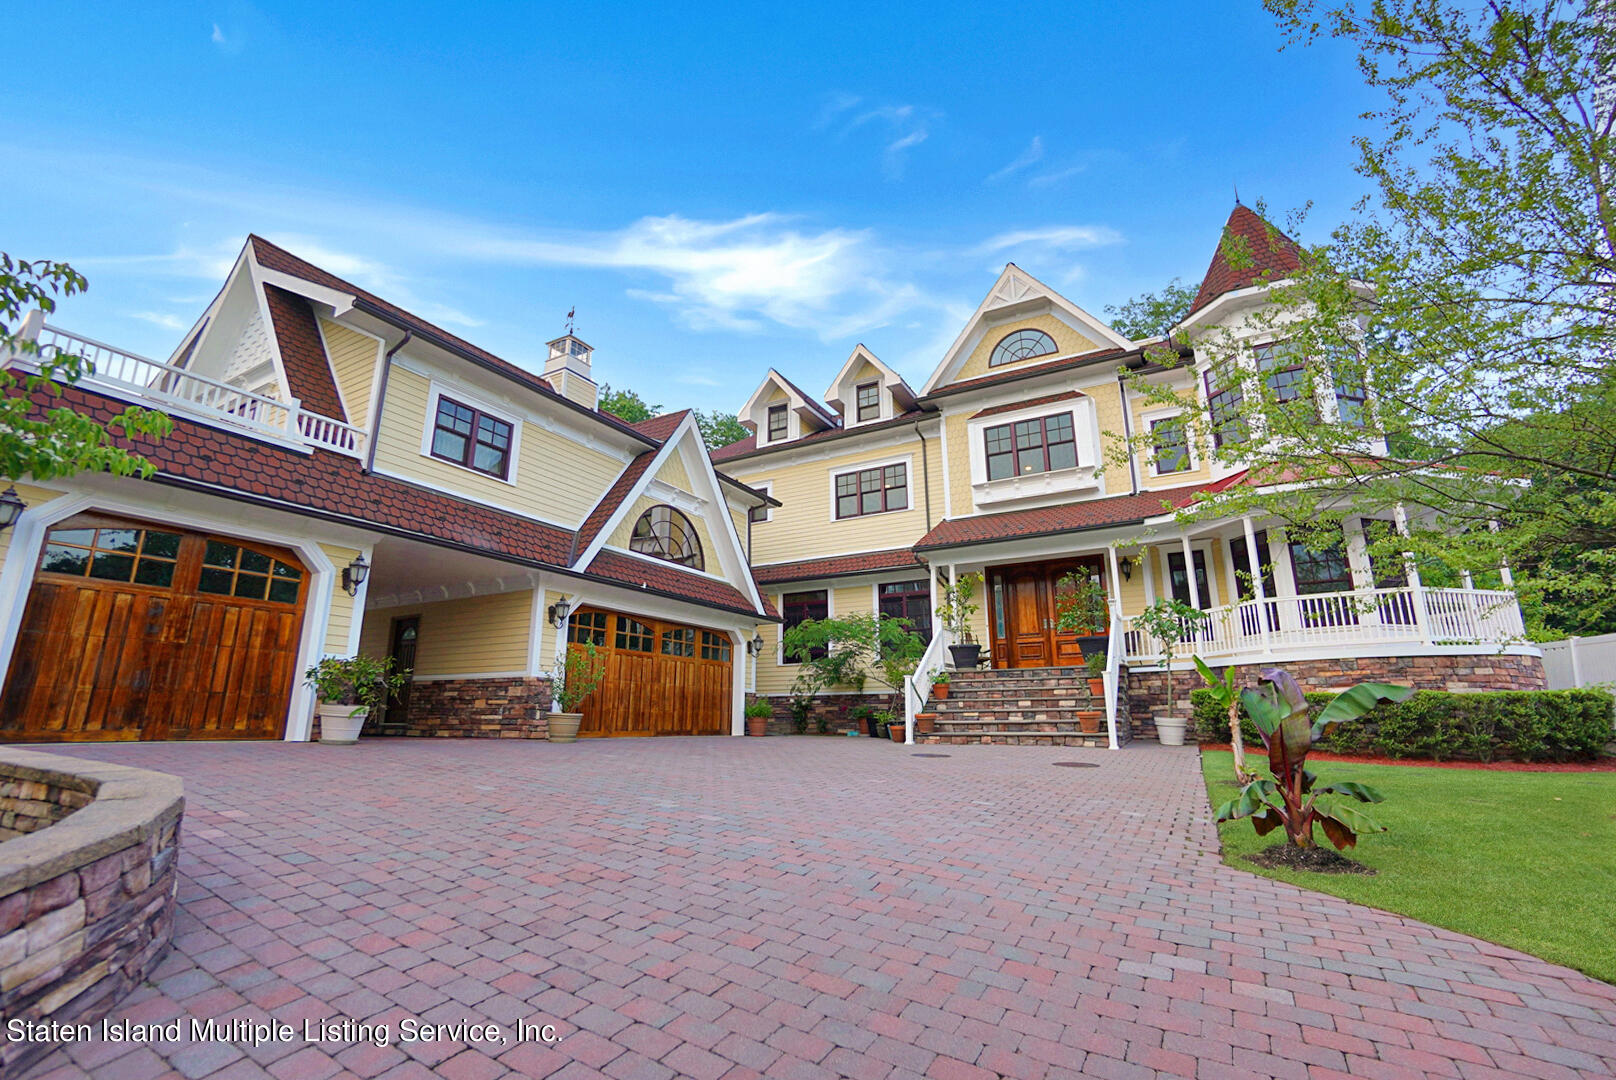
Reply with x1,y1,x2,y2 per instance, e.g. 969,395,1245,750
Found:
988,328,1058,368
628,505,704,570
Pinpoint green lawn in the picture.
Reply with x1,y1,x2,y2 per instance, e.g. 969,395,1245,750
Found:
1200,750,1616,984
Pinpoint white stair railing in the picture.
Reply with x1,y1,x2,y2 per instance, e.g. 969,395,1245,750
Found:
1103,608,1124,750
903,626,952,746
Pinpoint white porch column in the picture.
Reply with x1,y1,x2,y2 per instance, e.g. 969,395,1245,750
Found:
1241,516,1273,657
729,630,747,736
1142,545,1157,605
1105,546,1123,608
1393,504,1432,645
1179,535,1201,608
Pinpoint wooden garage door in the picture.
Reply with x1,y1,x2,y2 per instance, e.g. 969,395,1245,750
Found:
567,608,732,737
0,514,308,742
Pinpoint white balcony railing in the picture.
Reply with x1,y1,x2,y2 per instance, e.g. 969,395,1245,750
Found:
9,320,367,458
1123,586,1526,666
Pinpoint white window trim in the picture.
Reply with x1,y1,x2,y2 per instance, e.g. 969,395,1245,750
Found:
826,453,915,523
775,586,833,666
420,381,525,486
1158,541,1222,609
1142,406,1198,478
966,398,1099,507
764,402,793,444
869,574,933,637
748,481,774,524
847,380,887,427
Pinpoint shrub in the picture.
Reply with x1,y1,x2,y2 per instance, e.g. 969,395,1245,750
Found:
1192,685,1614,762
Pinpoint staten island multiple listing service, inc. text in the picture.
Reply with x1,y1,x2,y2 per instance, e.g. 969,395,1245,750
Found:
6,1015,558,1050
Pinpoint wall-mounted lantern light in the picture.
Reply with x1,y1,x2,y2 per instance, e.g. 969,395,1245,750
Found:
747,633,765,656
0,487,25,532
1118,556,1134,583
547,597,572,628
341,554,369,597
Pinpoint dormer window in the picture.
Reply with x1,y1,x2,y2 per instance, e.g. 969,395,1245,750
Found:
432,396,513,479
767,404,788,441
989,329,1058,368
855,382,880,423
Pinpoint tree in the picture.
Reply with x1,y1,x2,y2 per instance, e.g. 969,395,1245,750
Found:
1134,3,1616,638
597,383,661,424
1105,277,1197,339
1,255,171,482
695,409,749,451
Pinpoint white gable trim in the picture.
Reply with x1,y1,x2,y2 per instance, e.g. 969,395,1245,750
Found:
254,266,359,318
920,264,1131,395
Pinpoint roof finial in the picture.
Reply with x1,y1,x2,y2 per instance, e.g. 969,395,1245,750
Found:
1233,183,1243,206
564,306,576,336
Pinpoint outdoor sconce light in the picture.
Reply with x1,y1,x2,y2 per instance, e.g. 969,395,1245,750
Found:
0,486,25,531
1118,556,1134,582
547,597,572,628
747,633,765,656
341,554,369,597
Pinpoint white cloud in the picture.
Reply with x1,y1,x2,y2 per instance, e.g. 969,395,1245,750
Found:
820,97,937,181
1028,165,1087,189
985,137,1045,184
130,311,188,331
975,226,1124,255
210,23,226,45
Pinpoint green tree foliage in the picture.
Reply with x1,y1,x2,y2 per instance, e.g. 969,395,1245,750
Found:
597,383,661,424
781,611,925,701
1,255,171,482
1133,3,1616,638
695,408,749,451
1104,277,1196,339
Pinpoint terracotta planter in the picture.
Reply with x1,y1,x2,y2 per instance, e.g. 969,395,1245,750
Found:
931,683,949,700
888,722,906,743
316,702,367,745
548,712,583,743
1086,677,1106,697
746,717,769,737
914,713,937,735
1079,711,1103,734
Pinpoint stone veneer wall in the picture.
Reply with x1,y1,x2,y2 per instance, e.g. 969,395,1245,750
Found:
0,749,183,1079
1126,652,1549,742
0,775,93,841
753,693,899,736
404,676,553,738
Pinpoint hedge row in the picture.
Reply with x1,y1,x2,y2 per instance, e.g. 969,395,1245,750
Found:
1191,686,1615,763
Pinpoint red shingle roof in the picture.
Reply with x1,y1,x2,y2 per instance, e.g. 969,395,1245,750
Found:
913,478,1246,551
710,408,933,463
585,550,766,620
572,449,656,558
628,410,689,444
970,391,1080,420
752,548,925,586
1188,205,1304,316
262,285,347,421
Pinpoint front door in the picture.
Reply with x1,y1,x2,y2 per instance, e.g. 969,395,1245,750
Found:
380,616,419,734
1004,567,1050,666
989,557,1107,669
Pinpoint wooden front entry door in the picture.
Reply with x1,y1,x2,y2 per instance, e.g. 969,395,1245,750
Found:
379,616,419,734
565,608,733,736
0,514,309,742
989,557,1107,669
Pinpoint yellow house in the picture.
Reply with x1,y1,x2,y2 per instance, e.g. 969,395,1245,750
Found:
716,205,1545,745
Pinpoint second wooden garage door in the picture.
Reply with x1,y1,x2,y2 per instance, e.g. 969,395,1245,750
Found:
566,607,732,736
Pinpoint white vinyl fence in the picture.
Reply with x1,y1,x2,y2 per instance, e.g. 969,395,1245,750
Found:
1538,633,1616,690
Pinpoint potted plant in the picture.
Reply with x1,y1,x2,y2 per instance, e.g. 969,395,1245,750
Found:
305,655,407,745
930,671,950,700
937,573,984,669
547,642,607,743
874,709,905,742
850,704,875,736
744,700,773,737
1131,598,1208,746
1083,651,1107,697
870,710,890,739
1055,573,1111,660
914,712,937,735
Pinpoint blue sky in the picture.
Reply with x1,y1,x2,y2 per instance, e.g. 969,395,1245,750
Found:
5,2,1379,413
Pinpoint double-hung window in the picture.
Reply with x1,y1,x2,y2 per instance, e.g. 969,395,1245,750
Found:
835,463,907,518
781,590,828,661
1255,341,1317,422
431,396,513,478
878,580,932,643
1334,368,1369,428
855,382,880,422
1150,415,1191,474
983,412,1077,480
767,404,788,441
1204,364,1247,448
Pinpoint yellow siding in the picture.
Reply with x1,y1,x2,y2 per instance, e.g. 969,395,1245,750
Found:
319,543,362,654
371,367,625,527
952,314,1100,384
851,360,881,382
1130,371,1214,489
319,318,379,426
942,410,972,519
729,504,749,559
0,484,65,570
653,449,691,491
358,589,533,677
730,432,942,565
765,386,788,405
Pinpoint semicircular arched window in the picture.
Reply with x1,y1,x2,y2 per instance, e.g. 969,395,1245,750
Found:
988,328,1058,368
628,504,704,570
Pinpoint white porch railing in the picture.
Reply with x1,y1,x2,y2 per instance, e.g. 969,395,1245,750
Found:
1123,586,1526,665
903,626,952,745
1102,608,1124,750
11,321,367,458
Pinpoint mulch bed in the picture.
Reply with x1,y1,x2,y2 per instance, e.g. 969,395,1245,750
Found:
1244,845,1375,874
1199,744,1616,773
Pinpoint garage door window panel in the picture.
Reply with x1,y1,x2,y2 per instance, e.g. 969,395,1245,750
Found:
616,616,655,651
569,610,608,646
39,524,183,589
700,631,731,662
661,627,696,657
199,541,304,604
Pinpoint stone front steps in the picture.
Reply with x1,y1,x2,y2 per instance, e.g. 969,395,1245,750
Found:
917,666,1129,747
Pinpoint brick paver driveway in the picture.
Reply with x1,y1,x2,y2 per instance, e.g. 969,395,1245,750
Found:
24,739,1616,1080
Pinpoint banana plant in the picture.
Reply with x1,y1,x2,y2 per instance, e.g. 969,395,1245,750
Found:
1193,657,1253,785
1215,668,1413,851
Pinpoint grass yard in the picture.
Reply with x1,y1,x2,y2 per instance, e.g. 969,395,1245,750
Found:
1201,749,1616,984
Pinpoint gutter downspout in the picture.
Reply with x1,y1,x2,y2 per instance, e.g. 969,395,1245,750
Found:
914,419,933,531
364,330,412,475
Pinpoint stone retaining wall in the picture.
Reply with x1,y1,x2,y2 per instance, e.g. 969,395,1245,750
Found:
751,693,899,737
0,773,93,841
404,676,553,739
1126,652,1549,741
0,749,183,1079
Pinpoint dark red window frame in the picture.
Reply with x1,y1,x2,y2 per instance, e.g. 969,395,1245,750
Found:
782,590,828,661
431,395,513,478
855,381,880,422
767,403,788,441
1150,415,1191,474
835,463,908,519
878,579,932,643
983,412,1077,480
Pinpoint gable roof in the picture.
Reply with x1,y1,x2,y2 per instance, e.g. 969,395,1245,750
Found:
823,344,919,416
1187,205,1305,316
628,411,689,443
262,285,347,421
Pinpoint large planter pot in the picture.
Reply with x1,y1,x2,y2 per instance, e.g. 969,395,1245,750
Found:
1076,634,1110,661
1155,716,1188,746
914,713,937,735
1078,711,1103,734
317,703,368,745
1085,677,1106,697
930,683,949,701
948,643,981,670
888,721,906,743
548,712,583,743
746,717,769,737
873,721,889,740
